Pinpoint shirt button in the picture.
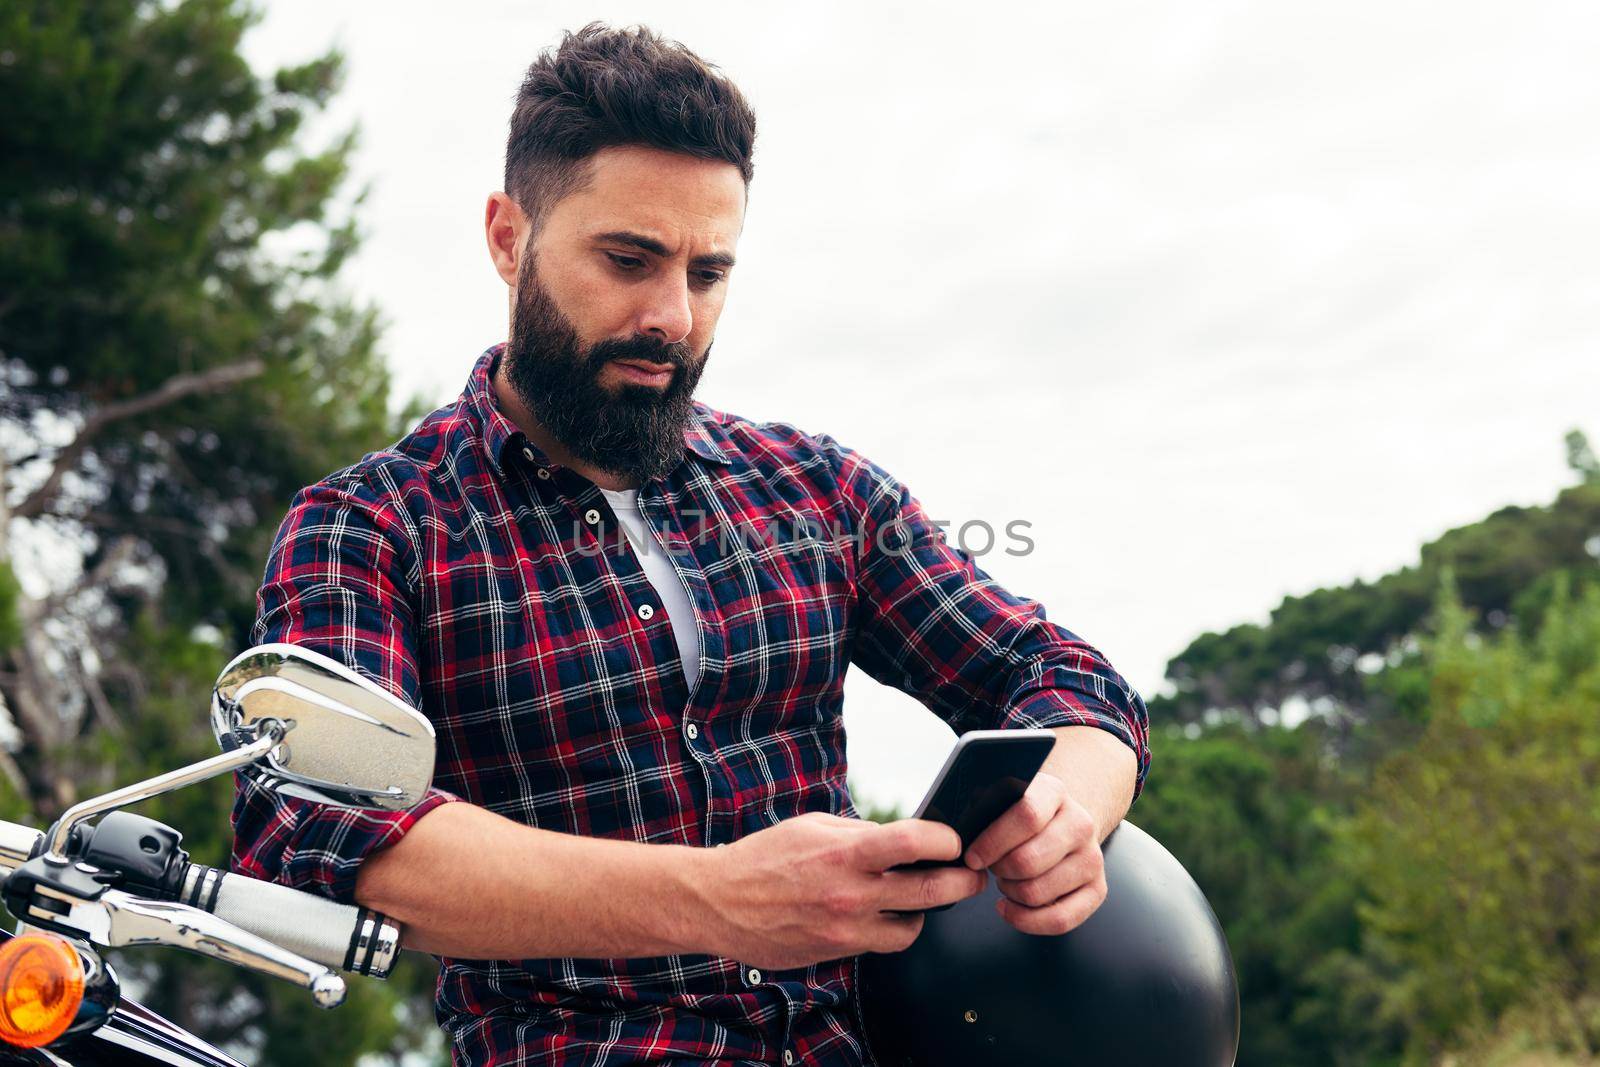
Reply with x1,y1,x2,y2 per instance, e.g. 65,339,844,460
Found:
685,722,699,741
584,508,601,525
536,467,551,480
637,603,654,621
746,967,762,985
522,446,536,462
784,1052,795,1066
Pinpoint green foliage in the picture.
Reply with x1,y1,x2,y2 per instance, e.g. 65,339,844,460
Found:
1133,720,1399,1066
850,779,904,824
1137,450,1600,1066
0,560,21,650
0,0,403,640
0,1,437,1062
1,0,352,389
1134,563,1600,1066
1567,430,1599,485
1156,445,1600,761
1336,576,1600,1065
4,5,1594,1066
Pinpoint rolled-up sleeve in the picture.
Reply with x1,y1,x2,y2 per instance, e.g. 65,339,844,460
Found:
229,473,461,905
820,434,1152,802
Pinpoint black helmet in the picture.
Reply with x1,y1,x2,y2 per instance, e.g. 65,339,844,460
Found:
858,820,1240,1067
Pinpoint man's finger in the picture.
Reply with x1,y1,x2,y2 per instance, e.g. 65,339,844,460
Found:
994,845,1100,908
865,910,926,955
853,819,963,871
996,875,1108,936
876,865,987,913
963,775,1065,871
987,809,1079,882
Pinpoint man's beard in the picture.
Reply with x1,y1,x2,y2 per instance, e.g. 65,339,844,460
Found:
502,253,709,485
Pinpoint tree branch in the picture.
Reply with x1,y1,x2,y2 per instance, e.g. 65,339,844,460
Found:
40,535,142,621
12,358,266,521
76,648,125,739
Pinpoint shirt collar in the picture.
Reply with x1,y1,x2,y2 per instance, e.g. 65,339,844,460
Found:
463,344,732,476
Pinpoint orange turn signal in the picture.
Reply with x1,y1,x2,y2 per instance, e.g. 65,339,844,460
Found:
0,933,85,1049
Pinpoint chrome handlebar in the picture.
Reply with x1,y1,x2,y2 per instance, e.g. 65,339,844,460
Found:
1,819,355,1009
21,870,346,1007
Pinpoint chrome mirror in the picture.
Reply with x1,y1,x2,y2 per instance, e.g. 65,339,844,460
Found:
211,643,436,811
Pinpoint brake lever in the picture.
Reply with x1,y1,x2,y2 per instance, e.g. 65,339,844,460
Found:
23,871,346,1008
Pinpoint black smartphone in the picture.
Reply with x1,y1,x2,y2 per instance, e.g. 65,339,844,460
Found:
891,728,1056,895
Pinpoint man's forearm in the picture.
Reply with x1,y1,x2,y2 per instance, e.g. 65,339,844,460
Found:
1042,725,1138,840
353,798,990,970
353,801,716,959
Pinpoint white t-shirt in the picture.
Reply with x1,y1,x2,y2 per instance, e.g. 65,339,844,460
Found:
598,487,703,692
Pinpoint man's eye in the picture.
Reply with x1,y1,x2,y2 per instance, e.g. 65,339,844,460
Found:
693,270,726,288
606,252,644,271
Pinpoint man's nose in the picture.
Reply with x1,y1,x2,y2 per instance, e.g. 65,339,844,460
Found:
636,274,693,346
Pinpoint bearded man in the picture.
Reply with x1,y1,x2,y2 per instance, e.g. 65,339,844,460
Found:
231,22,1151,1067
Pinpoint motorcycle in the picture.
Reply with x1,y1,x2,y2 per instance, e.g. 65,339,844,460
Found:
0,644,438,1065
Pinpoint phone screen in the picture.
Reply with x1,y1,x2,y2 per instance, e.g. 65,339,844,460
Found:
895,730,1056,877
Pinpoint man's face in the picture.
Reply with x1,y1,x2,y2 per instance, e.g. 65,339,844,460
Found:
500,145,746,484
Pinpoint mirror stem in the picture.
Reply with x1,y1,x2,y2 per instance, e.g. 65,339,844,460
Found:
44,721,289,862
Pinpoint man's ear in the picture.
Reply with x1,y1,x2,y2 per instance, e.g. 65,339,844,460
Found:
484,191,529,287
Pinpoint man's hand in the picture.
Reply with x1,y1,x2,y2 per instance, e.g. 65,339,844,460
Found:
696,812,987,971
962,771,1107,935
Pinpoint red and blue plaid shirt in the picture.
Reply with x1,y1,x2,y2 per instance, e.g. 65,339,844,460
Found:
230,345,1151,1066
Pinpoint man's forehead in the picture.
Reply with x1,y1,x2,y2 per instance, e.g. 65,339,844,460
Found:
559,145,745,249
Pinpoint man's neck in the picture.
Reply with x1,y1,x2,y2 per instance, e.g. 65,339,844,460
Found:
491,360,640,492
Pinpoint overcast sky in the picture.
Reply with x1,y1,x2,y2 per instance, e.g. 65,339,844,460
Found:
245,1,1600,811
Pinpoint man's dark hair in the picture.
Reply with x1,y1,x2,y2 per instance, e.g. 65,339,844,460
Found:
505,22,758,232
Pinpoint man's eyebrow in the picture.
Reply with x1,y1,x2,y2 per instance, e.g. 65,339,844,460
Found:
691,249,737,270
594,230,736,270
